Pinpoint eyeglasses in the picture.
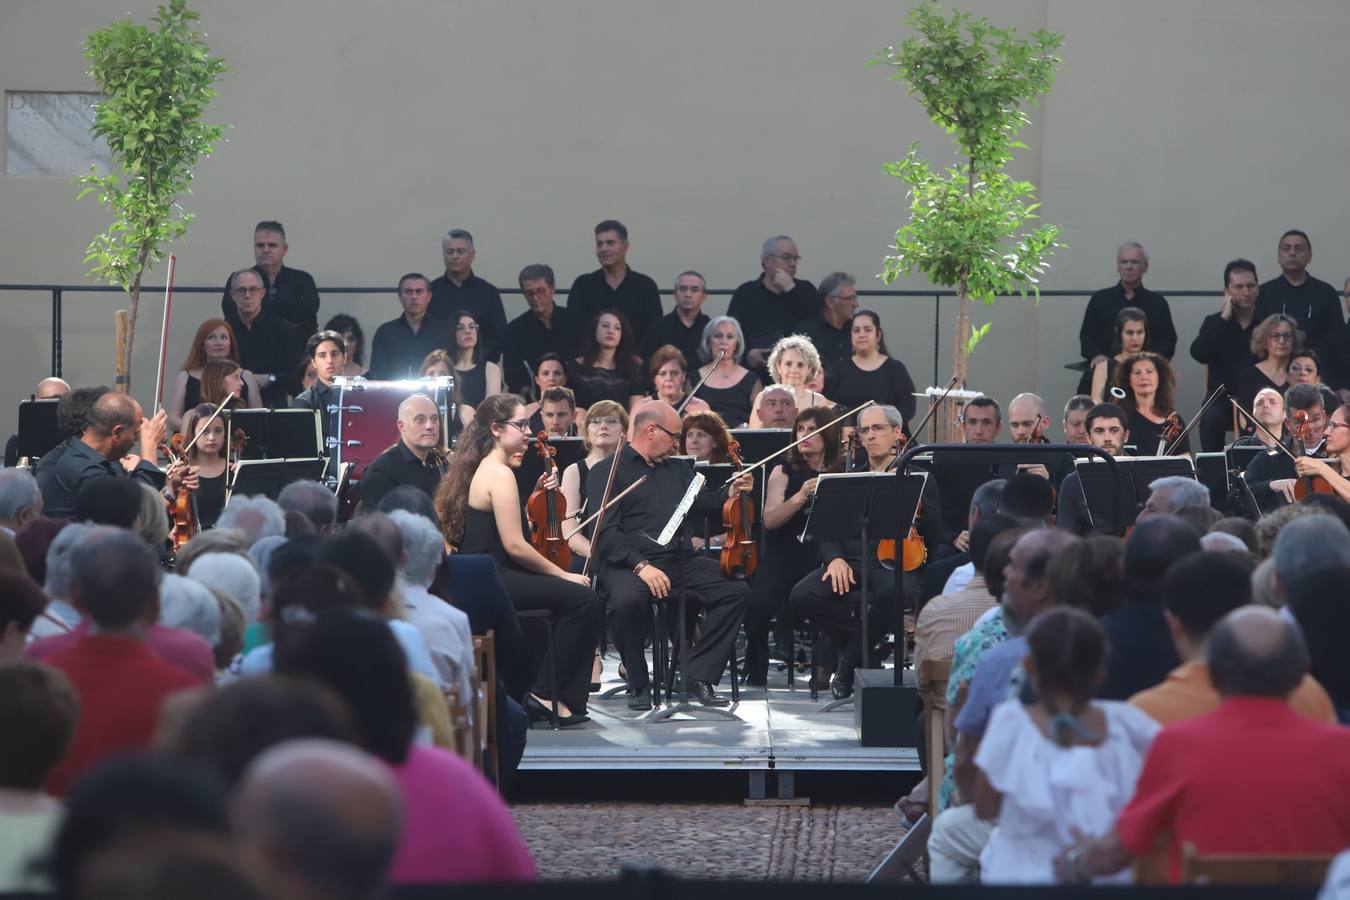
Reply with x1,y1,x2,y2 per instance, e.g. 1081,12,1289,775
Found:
588,416,622,426
1329,421,1350,430
230,286,264,297
770,254,801,263
1269,331,1295,342
856,424,896,435
653,424,681,440
496,419,531,433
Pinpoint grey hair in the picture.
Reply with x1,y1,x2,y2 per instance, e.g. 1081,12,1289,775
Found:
217,496,286,546
0,469,41,521
1273,514,1350,591
818,272,856,300
43,522,97,602
1063,394,1095,417
230,267,264,288
767,334,823,385
158,573,222,647
135,482,170,547
1117,241,1149,262
876,405,905,429
277,481,338,531
674,270,706,291
387,510,443,588
758,384,795,404
518,263,554,286
761,235,795,259
1149,476,1210,513
188,552,262,624
970,478,1008,522
699,316,746,365
1251,557,1280,608
441,228,474,249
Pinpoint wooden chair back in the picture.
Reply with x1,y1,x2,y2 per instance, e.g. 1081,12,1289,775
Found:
917,659,952,793
1181,842,1334,886
472,631,499,785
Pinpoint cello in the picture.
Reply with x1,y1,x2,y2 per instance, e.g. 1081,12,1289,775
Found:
526,431,572,571
720,439,758,580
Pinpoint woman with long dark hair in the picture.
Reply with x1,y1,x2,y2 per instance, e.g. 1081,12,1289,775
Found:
325,313,368,377
178,403,229,530
1081,306,1148,402
570,309,645,411
449,310,503,428
435,393,601,725
824,310,916,426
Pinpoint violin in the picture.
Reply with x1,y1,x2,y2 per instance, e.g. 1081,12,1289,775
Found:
1157,411,1183,456
1291,411,1334,500
720,440,758,580
163,433,198,552
526,431,572,570
1030,413,1051,444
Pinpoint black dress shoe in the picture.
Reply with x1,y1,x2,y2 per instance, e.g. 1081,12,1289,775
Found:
627,687,652,711
830,673,854,700
689,679,730,707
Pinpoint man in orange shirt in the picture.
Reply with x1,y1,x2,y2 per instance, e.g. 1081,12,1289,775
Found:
1130,551,1334,724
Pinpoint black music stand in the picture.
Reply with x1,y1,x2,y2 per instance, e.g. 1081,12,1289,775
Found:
1077,456,1197,535
16,399,60,462
1193,452,1231,512
229,458,327,501
226,409,322,459
728,428,792,464
799,471,924,712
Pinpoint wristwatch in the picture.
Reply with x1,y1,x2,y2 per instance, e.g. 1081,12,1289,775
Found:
633,560,650,576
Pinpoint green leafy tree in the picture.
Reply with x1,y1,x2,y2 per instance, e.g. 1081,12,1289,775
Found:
76,0,226,391
876,1,1063,389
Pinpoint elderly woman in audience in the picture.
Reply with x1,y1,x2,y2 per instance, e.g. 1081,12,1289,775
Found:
0,469,43,537
681,410,734,464
41,522,95,630
751,334,832,426
1234,313,1303,416
325,312,369,378
167,318,262,431
174,528,252,575
973,607,1159,884
1082,306,1148,402
824,310,917,427
648,345,710,414
570,309,646,412
187,552,263,655
134,483,171,554
1111,351,1189,454
694,316,761,427
159,573,223,659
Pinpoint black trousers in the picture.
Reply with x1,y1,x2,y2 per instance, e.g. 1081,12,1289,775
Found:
497,566,602,713
743,546,816,682
788,558,898,672
1198,398,1233,453
600,556,748,691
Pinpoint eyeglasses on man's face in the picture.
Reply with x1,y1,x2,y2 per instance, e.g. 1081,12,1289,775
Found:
231,286,264,297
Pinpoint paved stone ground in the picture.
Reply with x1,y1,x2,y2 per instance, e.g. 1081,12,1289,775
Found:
511,802,907,881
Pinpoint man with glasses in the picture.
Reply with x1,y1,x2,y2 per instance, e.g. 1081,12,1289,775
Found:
728,235,820,371
503,264,581,394
585,400,753,711
225,267,293,405
641,270,711,367
219,220,321,364
565,220,662,347
801,272,859,376
1255,229,1344,350
356,394,449,511
429,228,507,362
1191,259,1262,451
366,274,447,381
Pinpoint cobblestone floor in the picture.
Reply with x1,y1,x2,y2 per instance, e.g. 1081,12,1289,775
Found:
511,802,906,881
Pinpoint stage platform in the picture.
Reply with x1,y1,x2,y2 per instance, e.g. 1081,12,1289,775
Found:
520,660,920,796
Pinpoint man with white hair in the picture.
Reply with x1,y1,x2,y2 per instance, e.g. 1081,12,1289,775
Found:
0,469,43,536
158,574,223,653
1272,514,1350,605
217,495,286,546
1137,475,1210,522
388,510,473,707
186,553,262,626
1079,241,1177,367
358,396,448,511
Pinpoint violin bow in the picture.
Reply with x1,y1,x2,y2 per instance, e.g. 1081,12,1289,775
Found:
580,434,627,579
562,475,649,541
1163,384,1225,456
886,375,960,471
719,400,876,488
177,392,236,459
676,350,726,415
152,254,177,416
1228,397,1300,463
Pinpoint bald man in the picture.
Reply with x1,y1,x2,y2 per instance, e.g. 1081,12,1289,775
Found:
4,377,71,467
357,393,449,511
234,739,402,900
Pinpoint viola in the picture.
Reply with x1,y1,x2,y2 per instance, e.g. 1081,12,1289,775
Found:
720,440,758,580
526,431,572,570
878,433,927,572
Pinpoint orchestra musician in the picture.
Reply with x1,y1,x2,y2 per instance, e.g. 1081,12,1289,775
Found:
743,406,842,687
1080,307,1148,402
1245,384,1326,510
357,394,450,512
750,385,799,430
1294,402,1350,504
177,403,230,530
436,393,602,726
1056,403,1130,536
167,318,262,432
291,330,349,447
560,400,629,560
585,400,753,711
649,345,710,415
680,411,734,464
530,387,578,438
1112,351,1190,454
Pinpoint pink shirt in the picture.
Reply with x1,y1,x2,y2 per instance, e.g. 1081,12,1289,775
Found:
387,744,536,883
25,622,214,685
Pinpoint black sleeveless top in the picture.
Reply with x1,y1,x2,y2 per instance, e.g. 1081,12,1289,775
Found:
460,504,534,573
456,362,488,409
767,463,818,552
699,370,758,427
193,471,227,530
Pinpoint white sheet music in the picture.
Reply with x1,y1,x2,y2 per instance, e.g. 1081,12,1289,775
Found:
655,472,705,546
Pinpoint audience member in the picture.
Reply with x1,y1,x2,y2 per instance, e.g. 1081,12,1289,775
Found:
1046,535,1126,617
1209,515,1259,553
642,270,711,367
277,479,339,534
77,833,267,900
1288,566,1350,723
173,527,251,575
158,574,222,654
186,553,262,626
728,235,819,369
133,482,170,549
800,271,858,375
1189,258,1261,450
72,477,143,530
15,516,67,595
428,229,507,361
325,312,369,377
223,267,292,405
927,479,1006,600
0,468,43,536
1079,241,1177,365
565,219,662,343
1137,475,1209,522
1254,228,1343,349
367,273,445,381
504,264,581,394
218,220,321,344
1272,513,1350,605
0,572,49,660
216,495,286,546
36,522,91,631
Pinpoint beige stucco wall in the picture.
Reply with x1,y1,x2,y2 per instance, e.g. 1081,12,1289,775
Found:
2,0,1348,440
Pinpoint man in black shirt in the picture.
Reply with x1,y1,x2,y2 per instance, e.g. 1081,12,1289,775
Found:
366,274,446,381
1057,403,1130,535
292,330,349,448
428,229,507,362
642,270,711,367
218,220,321,348
1190,259,1261,451
225,268,295,406
586,400,752,710
800,272,858,377
1255,229,1344,350
357,395,449,511
502,264,581,394
566,220,663,345
35,391,181,519
1078,242,1177,364
1321,278,1350,396
727,235,820,370
1243,384,1324,513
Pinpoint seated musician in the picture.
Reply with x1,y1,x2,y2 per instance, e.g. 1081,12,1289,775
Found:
529,386,577,438
435,393,601,726
4,376,69,468
744,406,841,687
178,403,230,530
749,385,799,430
586,400,753,711
933,396,1003,544
1245,383,1325,510
788,404,907,700
167,318,262,432
291,330,348,448
560,400,629,561
1005,392,1073,484
1057,403,1130,535
1111,351,1190,454
1080,306,1148,401
1294,402,1350,504
358,394,450,512
649,345,710,415
680,410,733,464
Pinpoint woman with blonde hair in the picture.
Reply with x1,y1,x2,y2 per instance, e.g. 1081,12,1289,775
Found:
751,334,832,426
560,400,629,561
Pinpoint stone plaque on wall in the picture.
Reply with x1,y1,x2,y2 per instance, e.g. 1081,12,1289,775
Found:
6,91,111,176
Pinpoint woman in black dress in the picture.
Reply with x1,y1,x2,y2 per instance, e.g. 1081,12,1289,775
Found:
649,345,710,415
1082,306,1148,402
435,393,601,725
743,406,841,685
560,399,629,562
824,310,916,427
695,316,762,427
1232,314,1303,428
167,318,261,431
1112,351,1190,454
569,309,646,412
449,309,503,429
178,402,229,530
